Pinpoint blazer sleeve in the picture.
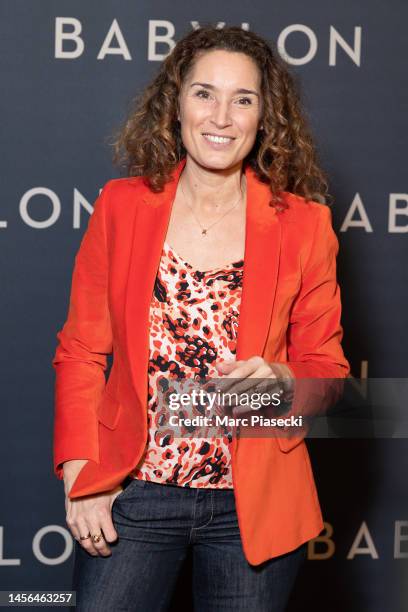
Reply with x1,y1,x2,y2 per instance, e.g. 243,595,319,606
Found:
277,204,350,452
51,181,114,479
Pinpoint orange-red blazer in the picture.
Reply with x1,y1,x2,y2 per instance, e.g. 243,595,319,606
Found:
52,157,350,565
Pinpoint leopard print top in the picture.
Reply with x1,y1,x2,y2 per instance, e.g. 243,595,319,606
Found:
129,240,244,488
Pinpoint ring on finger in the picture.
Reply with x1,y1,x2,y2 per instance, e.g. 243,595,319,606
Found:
91,531,104,543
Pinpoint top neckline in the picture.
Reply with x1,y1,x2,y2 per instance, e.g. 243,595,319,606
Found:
164,241,244,275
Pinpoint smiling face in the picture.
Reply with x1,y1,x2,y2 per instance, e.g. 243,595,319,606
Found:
178,49,263,171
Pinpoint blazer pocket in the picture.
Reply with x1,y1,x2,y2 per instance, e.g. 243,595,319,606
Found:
97,390,122,430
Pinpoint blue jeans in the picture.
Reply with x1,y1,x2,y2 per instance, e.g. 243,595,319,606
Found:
72,477,307,611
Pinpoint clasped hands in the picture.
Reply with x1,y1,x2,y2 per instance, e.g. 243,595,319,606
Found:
214,355,295,417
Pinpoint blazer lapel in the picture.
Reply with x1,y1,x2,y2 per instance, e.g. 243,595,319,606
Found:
124,158,282,404
235,167,281,362
124,159,186,404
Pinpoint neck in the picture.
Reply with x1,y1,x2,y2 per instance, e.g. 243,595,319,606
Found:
179,157,246,214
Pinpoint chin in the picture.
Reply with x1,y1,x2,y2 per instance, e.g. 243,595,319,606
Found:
195,155,240,171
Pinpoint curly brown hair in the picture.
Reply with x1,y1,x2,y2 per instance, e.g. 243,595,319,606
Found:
111,25,331,209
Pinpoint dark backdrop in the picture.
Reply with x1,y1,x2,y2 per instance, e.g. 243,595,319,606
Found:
1,2,407,610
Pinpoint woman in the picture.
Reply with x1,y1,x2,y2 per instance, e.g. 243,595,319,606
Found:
52,25,350,611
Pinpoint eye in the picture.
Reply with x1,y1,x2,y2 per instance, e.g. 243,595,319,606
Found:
195,89,211,99
236,97,253,105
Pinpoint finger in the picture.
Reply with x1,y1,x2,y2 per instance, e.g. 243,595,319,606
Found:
77,517,99,556
216,365,250,393
86,514,112,557
230,376,286,414
216,359,241,372
257,376,286,399
224,356,266,382
100,508,119,545
219,367,270,398
214,361,245,390
252,377,271,395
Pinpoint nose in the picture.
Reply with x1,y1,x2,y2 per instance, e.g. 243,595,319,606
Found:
210,98,232,128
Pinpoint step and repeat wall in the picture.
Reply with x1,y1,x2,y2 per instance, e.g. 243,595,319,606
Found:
1,2,407,610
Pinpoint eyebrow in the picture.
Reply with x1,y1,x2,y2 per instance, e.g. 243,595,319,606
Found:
190,82,260,98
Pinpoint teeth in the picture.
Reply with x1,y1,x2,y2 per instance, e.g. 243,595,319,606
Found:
203,134,233,144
